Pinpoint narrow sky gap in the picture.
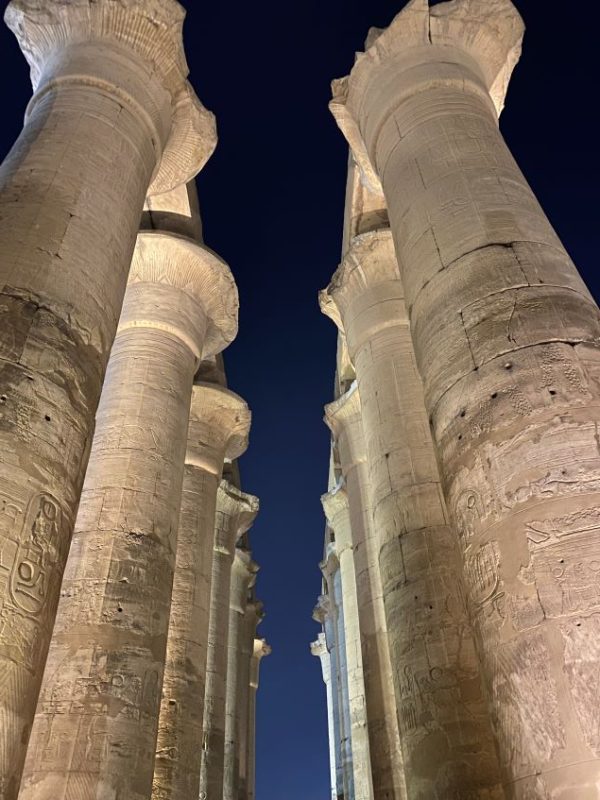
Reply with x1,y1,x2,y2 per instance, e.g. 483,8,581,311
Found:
0,2,597,798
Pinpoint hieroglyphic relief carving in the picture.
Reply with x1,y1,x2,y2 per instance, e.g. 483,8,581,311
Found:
0,493,64,672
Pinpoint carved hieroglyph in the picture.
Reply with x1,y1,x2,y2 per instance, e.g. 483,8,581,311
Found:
223,550,258,800
199,483,259,800
20,231,237,800
321,229,502,797
0,3,215,794
247,639,271,800
325,386,406,800
152,384,251,800
322,484,375,800
331,0,600,793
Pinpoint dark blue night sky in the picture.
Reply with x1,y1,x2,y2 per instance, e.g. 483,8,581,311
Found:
0,2,598,798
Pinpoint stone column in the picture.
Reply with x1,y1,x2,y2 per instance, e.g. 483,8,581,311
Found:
152,384,251,800
247,638,271,800
314,595,346,800
20,232,237,800
311,632,339,800
322,229,501,798
0,4,214,790
223,550,258,800
322,484,374,800
199,483,259,800
325,386,406,800
238,600,264,800
331,0,600,793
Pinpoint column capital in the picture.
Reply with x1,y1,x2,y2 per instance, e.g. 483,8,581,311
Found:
187,383,251,468
5,0,217,195
312,594,332,625
252,638,271,663
330,0,523,181
321,483,352,553
320,228,400,333
324,382,361,440
230,549,259,613
310,632,328,660
216,480,260,549
122,231,238,360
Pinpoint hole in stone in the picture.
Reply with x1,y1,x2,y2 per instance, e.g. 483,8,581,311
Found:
504,362,513,370
549,389,557,396
491,392,498,400
44,414,51,422
460,410,466,418
576,622,582,627
561,469,567,476
559,559,564,564
168,699,176,706
428,416,433,427
117,606,123,613
458,435,463,441
429,605,433,610
0,395,6,403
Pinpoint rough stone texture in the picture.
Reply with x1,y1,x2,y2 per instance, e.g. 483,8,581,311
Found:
322,484,374,800
19,230,237,800
247,638,270,800
312,633,338,800
322,227,502,798
223,550,258,800
238,600,264,800
0,4,215,794
152,384,251,800
331,1,600,794
325,384,407,800
199,482,258,800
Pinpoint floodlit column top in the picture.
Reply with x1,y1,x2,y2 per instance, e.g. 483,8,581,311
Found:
330,0,524,190
5,0,217,194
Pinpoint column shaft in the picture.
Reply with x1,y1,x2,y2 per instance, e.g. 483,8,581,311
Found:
199,484,258,800
152,385,250,800
224,551,257,800
247,640,270,800
312,634,338,800
237,601,262,800
323,488,374,800
21,234,236,799
326,388,407,800
323,233,501,797
333,1,600,792
0,6,214,789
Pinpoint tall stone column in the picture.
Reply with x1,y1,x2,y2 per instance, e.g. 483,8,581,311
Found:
314,595,346,800
223,550,258,800
330,1,600,793
311,633,338,800
20,232,237,800
152,384,251,800
247,638,271,800
322,229,501,798
199,482,259,800
321,547,354,800
325,386,406,800
0,4,214,791
322,484,374,800
238,599,264,800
